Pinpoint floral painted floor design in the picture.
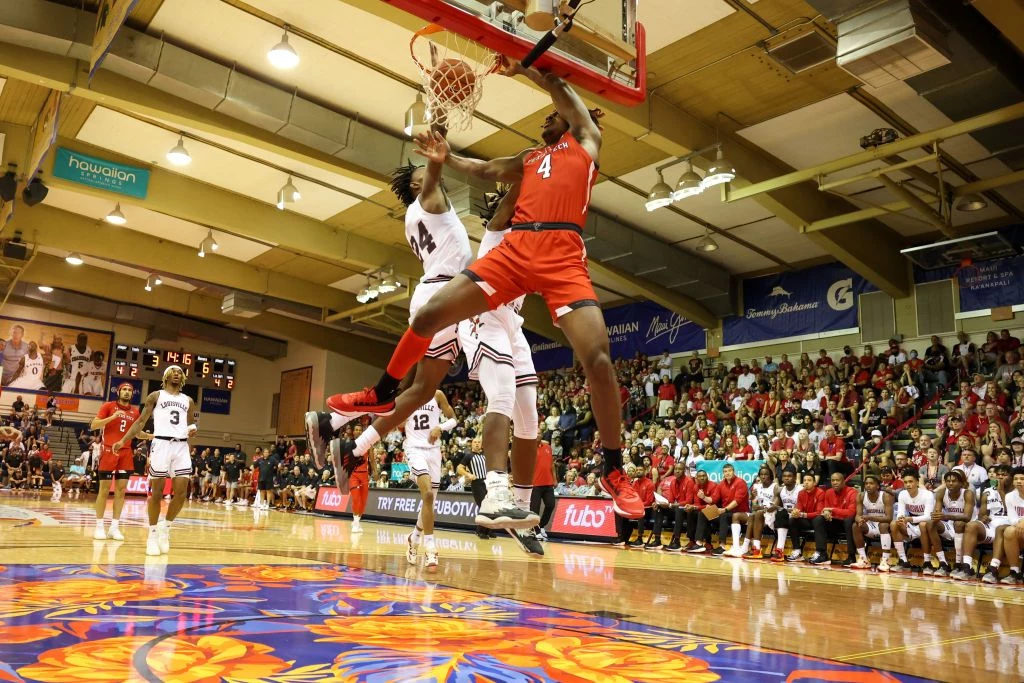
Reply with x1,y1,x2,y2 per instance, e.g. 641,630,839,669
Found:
0,563,929,682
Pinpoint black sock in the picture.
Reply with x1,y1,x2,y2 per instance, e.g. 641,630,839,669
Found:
373,372,401,400
602,447,622,476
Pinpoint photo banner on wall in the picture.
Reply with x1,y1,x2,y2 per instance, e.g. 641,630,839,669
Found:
0,315,114,398
602,302,704,358
723,262,876,346
915,254,1024,312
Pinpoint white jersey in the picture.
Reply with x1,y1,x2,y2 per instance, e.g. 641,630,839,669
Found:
1006,490,1024,524
752,481,777,510
778,484,800,512
983,487,1006,518
861,491,887,518
62,345,92,392
404,397,442,451
82,362,107,396
941,487,969,518
7,354,45,389
897,489,935,522
153,389,191,440
404,198,472,282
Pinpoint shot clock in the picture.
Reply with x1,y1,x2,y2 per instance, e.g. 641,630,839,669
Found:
112,344,236,390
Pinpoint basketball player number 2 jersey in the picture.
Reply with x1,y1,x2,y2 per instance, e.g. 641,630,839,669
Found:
404,198,472,282
512,132,598,228
404,398,441,451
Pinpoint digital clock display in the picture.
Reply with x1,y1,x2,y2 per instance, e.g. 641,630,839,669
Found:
110,345,236,389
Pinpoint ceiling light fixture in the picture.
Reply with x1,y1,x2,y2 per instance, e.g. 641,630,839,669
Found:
673,161,705,200
37,285,53,293
241,328,250,340
701,147,736,188
954,193,987,212
105,203,127,225
198,238,207,258
356,276,380,304
144,274,155,292
404,93,427,137
153,273,163,286
206,229,219,251
166,136,192,166
378,267,401,293
276,176,301,210
267,28,300,69
645,172,674,212
697,229,719,253
65,252,84,266
22,175,48,206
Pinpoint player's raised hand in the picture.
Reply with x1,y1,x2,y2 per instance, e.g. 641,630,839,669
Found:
428,427,441,444
413,130,450,164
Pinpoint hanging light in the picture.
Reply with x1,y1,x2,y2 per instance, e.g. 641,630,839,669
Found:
206,229,219,251
697,229,719,253
378,267,400,293
356,276,380,304
276,176,301,210
144,274,156,292
241,328,250,340
267,28,300,69
702,147,735,188
198,238,207,258
673,161,705,200
65,252,84,266
645,172,674,212
105,203,127,225
955,193,987,212
166,136,192,166
404,93,428,137
153,273,163,286
37,285,54,293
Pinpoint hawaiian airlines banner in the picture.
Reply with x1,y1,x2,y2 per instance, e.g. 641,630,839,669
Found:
723,263,876,345
602,302,704,358
523,329,573,371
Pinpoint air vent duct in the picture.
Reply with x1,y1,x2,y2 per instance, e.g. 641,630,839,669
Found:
767,30,836,73
221,291,263,318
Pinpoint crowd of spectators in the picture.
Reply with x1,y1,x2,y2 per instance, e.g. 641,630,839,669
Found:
0,399,54,493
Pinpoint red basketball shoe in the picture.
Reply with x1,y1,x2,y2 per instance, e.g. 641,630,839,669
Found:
599,470,644,519
327,387,396,416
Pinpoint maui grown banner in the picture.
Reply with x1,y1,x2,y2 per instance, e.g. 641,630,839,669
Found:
602,302,704,358
723,262,876,345
524,329,573,371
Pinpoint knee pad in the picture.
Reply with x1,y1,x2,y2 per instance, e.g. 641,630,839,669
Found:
479,359,516,418
512,385,539,439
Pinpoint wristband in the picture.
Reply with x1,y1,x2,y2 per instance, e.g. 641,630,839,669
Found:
440,418,458,432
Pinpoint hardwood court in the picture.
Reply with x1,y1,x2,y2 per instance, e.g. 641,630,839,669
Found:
1,493,1020,682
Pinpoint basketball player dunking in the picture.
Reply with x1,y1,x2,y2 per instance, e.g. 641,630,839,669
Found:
115,365,197,556
91,382,150,541
327,60,642,519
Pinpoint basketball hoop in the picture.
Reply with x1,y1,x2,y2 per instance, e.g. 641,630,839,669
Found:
409,24,501,132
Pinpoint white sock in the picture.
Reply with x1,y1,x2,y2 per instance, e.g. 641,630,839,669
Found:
486,470,509,489
954,533,963,564
857,547,867,560
936,550,947,565
731,523,741,546
752,539,761,551
353,427,380,457
990,558,1001,569
94,516,104,526
896,542,907,561
149,525,158,535
776,528,788,550
881,533,892,551
329,413,356,432
424,534,435,549
353,515,361,523
411,527,422,545
923,553,933,564
513,485,532,511
740,538,750,552
109,519,119,530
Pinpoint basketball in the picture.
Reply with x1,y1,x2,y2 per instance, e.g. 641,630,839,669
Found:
429,59,476,105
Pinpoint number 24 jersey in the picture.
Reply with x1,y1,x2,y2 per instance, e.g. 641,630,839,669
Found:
404,197,472,283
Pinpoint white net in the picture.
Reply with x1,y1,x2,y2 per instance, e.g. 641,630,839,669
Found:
410,25,500,132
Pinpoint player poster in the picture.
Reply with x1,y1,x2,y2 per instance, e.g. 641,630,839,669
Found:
0,315,114,398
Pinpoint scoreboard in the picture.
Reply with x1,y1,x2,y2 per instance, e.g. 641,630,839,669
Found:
111,344,236,390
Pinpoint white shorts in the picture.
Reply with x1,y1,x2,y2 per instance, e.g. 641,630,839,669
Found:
411,279,461,363
864,521,881,539
983,517,1010,543
903,520,922,540
458,305,518,380
406,445,442,488
939,520,957,541
149,439,192,479
6,374,45,390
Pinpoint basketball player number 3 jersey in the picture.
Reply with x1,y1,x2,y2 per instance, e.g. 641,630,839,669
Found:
512,132,598,228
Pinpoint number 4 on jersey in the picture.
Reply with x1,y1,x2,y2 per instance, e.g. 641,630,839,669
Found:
537,153,552,179
410,221,437,262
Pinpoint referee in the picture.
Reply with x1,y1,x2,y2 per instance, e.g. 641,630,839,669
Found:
457,437,491,539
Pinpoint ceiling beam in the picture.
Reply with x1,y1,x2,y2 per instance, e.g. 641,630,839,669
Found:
590,261,718,330
0,41,388,189
7,204,359,311
21,254,390,366
42,136,421,276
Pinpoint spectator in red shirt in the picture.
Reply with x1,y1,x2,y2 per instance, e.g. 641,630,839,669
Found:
531,438,557,533
646,462,682,550
787,472,823,561
808,472,858,565
778,354,794,376
618,465,655,548
839,345,858,380
818,424,849,481
663,464,697,551
657,377,677,417
998,329,1021,354
816,349,836,383
712,464,750,555
686,470,721,553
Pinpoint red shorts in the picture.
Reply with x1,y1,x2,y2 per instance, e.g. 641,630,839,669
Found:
464,226,598,322
349,471,369,515
98,446,133,473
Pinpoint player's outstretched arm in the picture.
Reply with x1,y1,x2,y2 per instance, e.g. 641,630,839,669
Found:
486,183,521,232
418,125,448,214
503,60,601,154
116,391,158,449
415,130,526,183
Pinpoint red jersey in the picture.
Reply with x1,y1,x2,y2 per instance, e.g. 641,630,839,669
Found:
671,475,696,505
512,133,597,228
534,442,555,486
795,487,824,519
820,486,857,519
96,401,140,454
633,476,656,508
717,476,750,513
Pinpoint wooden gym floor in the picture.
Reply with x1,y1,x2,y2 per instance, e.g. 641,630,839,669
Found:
1,492,1020,682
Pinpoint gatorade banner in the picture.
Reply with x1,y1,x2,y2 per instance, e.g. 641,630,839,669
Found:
697,460,766,486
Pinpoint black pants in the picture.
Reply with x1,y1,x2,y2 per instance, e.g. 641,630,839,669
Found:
617,509,654,542
471,478,488,536
694,510,720,545
717,510,740,543
812,515,856,556
530,485,556,529
651,507,676,540
789,517,814,554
